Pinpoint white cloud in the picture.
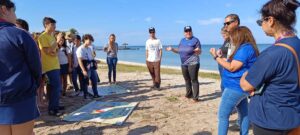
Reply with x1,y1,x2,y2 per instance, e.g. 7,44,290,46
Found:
225,3,232,8
175,20,187,24
197,18,223,25
144,17,152,22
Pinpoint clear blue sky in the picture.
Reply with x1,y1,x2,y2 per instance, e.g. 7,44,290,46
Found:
14,0,300,46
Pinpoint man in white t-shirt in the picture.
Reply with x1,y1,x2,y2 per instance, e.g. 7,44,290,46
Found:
146,27,162,90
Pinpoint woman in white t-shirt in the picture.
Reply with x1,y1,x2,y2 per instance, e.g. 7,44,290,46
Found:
57,33,72,96
76,34,100,99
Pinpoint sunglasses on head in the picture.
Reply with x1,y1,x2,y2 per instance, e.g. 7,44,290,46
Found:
223,20,235,26
256,17,270,26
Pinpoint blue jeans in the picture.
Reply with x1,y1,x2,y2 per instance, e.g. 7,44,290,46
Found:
106,57,118,82
79,69,99,97
90,69,99,95
218,64,224,92
72,66,81,92
218,88,249,135
45,69,62,111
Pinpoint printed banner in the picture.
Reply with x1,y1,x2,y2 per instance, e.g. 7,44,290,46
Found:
63,101,138,125
88,85,131,96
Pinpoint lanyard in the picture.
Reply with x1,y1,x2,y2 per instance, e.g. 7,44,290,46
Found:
275,31,295,43
0,18,6,22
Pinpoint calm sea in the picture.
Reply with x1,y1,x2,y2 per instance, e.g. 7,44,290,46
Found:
95,44,271,71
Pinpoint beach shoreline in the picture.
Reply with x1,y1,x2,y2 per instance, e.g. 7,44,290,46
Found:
34,63,251,135
95,58,219,74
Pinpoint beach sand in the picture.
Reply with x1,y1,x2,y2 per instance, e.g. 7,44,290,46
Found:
34,65,253,135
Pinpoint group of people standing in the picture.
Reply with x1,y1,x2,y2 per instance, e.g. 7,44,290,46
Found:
145,0,300,135
0,0,300,135
211,0,300,135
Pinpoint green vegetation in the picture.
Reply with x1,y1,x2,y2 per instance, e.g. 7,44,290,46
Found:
165,96,179,102
97,62,220,80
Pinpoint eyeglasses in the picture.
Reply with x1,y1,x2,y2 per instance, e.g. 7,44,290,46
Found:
256,17,270,26
223,20,235,26
184,30,192,33
149,31,155,34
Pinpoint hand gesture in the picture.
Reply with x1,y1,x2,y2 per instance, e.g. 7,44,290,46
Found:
194,48,201,55
216,49,223,57
166,46,172,51
83,70,88,78
209,48,217,58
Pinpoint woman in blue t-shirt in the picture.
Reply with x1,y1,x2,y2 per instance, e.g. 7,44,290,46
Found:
210,26,259,135
166,26,201,102
0,1,42,134
240,0,300,134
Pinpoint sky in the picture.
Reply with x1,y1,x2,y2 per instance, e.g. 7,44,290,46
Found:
14,0,300,46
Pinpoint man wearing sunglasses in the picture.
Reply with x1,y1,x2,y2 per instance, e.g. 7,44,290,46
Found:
146,27,163,90
224,14,240,33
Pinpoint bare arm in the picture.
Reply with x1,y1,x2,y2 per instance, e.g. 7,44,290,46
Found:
159,49,162,62
215,57,243,72
194,47,201,55
210,48,243,72
171,48,179,53
42,47,58,56
240,71,255,92
78,57,88,77
67,54,72,72
146,50,148,60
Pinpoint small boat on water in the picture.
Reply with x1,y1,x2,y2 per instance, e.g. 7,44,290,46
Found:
94,43,139,51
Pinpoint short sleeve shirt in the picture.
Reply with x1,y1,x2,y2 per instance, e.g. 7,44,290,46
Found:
105,43,118,58
58,47,71,65
146,38,163,62
223,43,257,93
38,32,60,73
76,45,94,61
246,36,300,130
178,36,201,65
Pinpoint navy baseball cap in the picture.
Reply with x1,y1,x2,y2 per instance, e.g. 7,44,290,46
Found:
149,27,155,33
184,26,192,32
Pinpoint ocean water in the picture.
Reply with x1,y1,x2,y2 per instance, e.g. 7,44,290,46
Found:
95,44,271,71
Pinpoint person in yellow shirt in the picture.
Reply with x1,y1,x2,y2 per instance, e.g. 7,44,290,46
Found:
38,17,64,116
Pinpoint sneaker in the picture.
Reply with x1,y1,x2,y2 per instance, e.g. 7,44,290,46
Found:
70,91,80,97
84,96,93,100
93,94,101,99
153,87,161,91
78,91,84,97
58,106,65,110
48,110,64,117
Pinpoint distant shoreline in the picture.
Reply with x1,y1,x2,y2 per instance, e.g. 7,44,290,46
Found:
95,58,219,74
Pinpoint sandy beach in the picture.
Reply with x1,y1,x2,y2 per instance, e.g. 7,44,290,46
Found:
34,63,253,135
